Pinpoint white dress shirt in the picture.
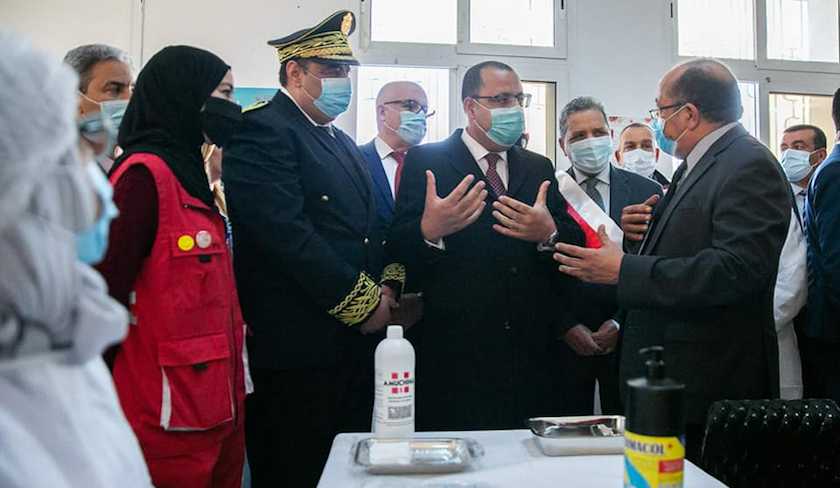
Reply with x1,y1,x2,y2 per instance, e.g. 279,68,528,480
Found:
461,129,509,187
684,121,739,177
278,85,334,136
791,182,807,218
774,204,806,400
573,164,611,213
374,136,399,198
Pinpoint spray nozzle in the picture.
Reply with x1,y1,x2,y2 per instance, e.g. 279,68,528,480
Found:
640,346,665,380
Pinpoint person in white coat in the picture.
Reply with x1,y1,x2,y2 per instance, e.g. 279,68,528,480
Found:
0,31,152,488
773,201,806,400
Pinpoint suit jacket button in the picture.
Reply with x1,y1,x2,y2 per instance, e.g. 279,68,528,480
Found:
504,321,511,330
364,237,370,244
382,240,387,246
321,195,329,202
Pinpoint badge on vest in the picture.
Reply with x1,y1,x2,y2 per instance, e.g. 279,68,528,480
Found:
196,230,213,249
177,235,195,251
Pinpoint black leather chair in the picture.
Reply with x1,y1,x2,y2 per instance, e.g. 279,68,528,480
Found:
700,399,840,487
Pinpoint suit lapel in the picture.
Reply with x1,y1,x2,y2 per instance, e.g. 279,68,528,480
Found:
642,125,745,253
506,147,529,199
447,129,489,183
608,166,628,224
362,141,395,212
277,92,370,204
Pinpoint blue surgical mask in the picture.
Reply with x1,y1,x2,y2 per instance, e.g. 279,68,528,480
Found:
76,163,118,264
474,101,526,148
305,73,352,119
387,110,427,146
622,148,657,177
780,149,816,183
652,105,687,157
569,136,613,175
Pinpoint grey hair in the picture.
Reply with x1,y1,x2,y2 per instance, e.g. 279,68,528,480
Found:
558,96,609,140
63,44,130,93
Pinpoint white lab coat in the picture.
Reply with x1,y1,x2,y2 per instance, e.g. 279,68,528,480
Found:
773,208,806,400
0,358,153,488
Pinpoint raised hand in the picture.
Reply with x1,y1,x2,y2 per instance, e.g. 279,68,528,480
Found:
491,180,557,243
621,194,660,242
420,171,488,242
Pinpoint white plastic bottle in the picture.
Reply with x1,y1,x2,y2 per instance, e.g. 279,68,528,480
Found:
373,325,416,438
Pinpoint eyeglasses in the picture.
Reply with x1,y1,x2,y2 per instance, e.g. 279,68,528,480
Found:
383,99,435,117
472,92,532,108
648,101,685,120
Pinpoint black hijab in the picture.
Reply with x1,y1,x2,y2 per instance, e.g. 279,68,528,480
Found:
113,45,229,207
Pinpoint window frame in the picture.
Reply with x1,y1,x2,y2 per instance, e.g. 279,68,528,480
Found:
670,0,840,145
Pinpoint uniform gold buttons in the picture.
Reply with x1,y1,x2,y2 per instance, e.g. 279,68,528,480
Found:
321,195,329,202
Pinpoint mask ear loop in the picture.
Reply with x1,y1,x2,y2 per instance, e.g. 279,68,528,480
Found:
381,104,402,135
468,98,495,139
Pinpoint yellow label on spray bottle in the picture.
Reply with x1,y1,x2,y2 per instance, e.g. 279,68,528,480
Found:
624,431,685,488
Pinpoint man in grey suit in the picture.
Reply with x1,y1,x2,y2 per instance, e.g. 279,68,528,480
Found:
553,58,791,461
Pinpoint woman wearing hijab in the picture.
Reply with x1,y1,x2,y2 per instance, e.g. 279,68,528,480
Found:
96,46,247,488
0,32,152,487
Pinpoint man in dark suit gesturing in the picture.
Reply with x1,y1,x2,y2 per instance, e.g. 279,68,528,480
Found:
388,61,584,430
553,58,791,461
557,97,663,416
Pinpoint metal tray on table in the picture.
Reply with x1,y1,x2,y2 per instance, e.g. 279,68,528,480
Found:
528,416,625,456
353,437,485,474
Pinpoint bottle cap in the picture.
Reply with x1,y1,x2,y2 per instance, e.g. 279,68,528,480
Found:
626,346,686,436
386,325,403,339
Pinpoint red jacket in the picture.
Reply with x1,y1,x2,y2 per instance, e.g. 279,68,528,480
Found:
110,153,246,457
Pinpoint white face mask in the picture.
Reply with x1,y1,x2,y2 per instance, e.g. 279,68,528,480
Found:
621,148,657,177
568,135,613,175
780,149,817,183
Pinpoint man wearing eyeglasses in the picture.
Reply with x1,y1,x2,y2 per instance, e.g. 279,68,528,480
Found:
388,61,585,431
552,58,791,462
359,81,432,231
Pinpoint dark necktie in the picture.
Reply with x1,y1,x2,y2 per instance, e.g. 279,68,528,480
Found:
484,153,506,197
584,177,605,211
392,151,406,197
641,162,687,252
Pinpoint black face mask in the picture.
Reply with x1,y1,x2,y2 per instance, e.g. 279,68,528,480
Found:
201,97,243,148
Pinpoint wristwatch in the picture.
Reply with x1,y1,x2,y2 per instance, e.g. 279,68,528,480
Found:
537,230,559,252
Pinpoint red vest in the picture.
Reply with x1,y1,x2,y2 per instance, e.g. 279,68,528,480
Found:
111,153,246,456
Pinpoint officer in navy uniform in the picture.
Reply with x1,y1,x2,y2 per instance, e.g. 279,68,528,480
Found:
222,11,405,487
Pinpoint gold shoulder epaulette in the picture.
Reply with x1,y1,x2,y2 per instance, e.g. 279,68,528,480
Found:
243,100,270,113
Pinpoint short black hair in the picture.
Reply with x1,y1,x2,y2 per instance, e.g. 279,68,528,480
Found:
833,87,840,132
668,58,743,124
558,96,609,140
784,124,827,150
278,58,310,86
461,61,515,102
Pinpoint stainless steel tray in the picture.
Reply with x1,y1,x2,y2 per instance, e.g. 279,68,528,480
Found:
353,437,484,474
529,416,625,456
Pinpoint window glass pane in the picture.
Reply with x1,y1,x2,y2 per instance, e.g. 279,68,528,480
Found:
371,0,456,45
767,0,840,63
739,81,760,139
470,0,554,47
769,93,836,156
355,66,451,145
522,81,556,160
678,0,755,59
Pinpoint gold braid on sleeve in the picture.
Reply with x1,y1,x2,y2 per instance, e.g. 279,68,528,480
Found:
328,272,381,326
380,263,406,296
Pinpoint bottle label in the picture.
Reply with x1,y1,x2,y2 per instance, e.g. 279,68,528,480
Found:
623,431,684,488
373,369,415,433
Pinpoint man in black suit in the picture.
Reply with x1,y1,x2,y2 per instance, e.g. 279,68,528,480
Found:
388,61,585,431
802,88,840,402
556,97,663,416
222,11,404,487
553,58,791,461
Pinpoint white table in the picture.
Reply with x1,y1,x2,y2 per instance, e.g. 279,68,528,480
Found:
318,429,727,488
